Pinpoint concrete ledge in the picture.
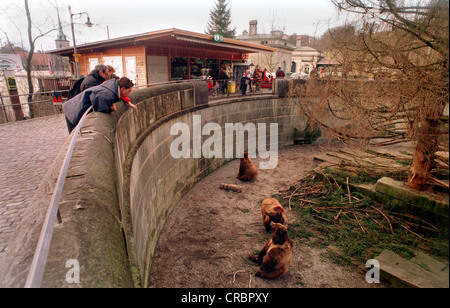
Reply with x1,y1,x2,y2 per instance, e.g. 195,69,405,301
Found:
0,109,133,288
41,111,133,287
375,177,449,231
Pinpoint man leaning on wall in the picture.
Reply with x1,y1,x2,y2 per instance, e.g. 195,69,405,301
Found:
79,64,110,92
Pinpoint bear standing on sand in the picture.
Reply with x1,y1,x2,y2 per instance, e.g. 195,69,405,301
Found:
261,198,286,232
249,222,293,280
237,152,257,181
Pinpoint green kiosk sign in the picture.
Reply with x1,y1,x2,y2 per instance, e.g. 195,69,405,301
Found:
213,34,223,42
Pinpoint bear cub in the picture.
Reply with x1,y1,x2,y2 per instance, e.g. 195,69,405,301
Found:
249,222,293,280
237,152,257,181
261,198,286,232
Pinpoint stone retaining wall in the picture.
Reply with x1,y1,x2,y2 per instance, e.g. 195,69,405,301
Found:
115,80,305,286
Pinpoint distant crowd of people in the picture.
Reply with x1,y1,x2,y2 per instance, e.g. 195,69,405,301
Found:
62,62,289,131
239,65,284,95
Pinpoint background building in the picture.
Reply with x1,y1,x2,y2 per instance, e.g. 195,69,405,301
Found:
47,28,276,87
292,46,322,75
236,20,296,73
236,20,323,76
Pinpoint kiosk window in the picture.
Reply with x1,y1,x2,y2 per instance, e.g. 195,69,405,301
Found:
206,59,219,79
190,58,204,78
171,57,188,80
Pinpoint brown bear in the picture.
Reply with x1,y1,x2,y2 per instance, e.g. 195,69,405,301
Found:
249,222,293,280
237,152,257,181
261,198,286,232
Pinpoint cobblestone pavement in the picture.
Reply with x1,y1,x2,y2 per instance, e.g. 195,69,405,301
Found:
0,115,68,256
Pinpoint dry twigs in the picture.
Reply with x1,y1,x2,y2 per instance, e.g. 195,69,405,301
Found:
232,270,245,284
232,270,252,288
282,168,440,240
370,206,395,234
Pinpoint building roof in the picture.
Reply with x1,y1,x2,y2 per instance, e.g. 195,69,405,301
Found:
0,45,52,67
47,28,277,56
317,58,341,66
236,33,297,51
294,46,320,52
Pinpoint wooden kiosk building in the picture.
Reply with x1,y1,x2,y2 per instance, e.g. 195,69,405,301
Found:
47,28,276,87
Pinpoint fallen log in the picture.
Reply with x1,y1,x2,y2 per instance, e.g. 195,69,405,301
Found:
220,183,243,193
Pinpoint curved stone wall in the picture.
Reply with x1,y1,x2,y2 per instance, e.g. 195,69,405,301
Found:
114,80,305,287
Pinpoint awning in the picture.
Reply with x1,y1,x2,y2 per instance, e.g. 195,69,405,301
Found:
47,28,276,57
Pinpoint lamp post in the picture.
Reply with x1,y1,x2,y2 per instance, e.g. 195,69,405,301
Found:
68,5,93,79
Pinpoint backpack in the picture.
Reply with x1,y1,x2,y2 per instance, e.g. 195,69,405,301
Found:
67,77,85,100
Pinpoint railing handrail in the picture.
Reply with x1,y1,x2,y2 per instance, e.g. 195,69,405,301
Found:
0,89,69,98
24,105,93,288
134,78,207,89
0,99,60,108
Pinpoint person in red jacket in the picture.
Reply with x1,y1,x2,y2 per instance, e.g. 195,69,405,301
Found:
253,65,262,91
276,67,285,79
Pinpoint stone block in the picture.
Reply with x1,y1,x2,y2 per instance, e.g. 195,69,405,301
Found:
376,249,449,288
180,89,195,110
192,80,208,106
274,79,290,97
375,177,449,218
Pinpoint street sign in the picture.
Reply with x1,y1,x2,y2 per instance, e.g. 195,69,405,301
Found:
0,54,23,71
6,77,17,91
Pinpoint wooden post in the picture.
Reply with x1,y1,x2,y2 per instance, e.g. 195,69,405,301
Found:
4,71,24,120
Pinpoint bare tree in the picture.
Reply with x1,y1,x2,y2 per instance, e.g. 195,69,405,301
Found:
1,1,60,117
290,0,449,191
23,0,60,116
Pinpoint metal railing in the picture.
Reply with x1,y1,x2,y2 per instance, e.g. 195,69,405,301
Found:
205,78,273,98
133,78,273,96
0,90,67,123
24,105,92,288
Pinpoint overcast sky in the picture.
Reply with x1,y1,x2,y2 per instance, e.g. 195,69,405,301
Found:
0,0,343,51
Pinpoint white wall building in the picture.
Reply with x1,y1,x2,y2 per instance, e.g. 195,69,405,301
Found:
236,20,323,76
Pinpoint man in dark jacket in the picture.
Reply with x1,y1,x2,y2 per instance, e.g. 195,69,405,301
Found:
62,77,134,133
79,64,110,92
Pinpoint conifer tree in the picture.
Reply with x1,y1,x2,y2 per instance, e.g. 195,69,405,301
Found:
206,0,236,38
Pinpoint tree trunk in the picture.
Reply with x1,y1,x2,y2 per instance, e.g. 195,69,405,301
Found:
25,0,35,118
408,119,439,191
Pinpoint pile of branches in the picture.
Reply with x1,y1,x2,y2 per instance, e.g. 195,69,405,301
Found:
281,169,441,240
